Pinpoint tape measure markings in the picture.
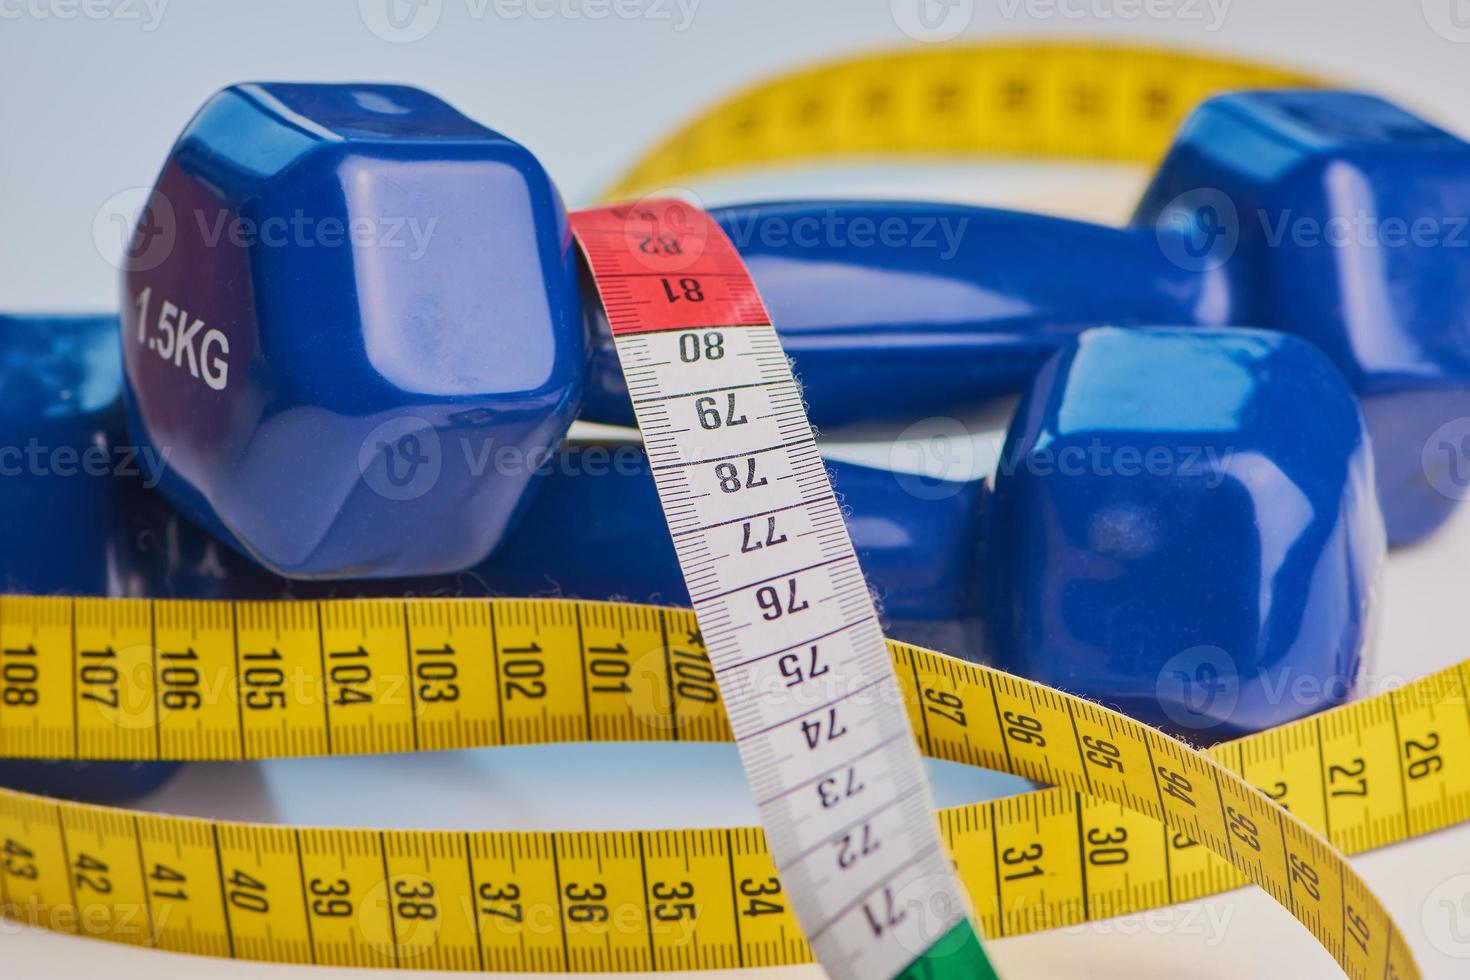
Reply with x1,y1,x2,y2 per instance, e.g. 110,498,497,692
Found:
570,201,980,978
0,596,1429,976
7,593,1470,874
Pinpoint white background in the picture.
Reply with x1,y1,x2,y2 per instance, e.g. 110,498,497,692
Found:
3,0,1470,977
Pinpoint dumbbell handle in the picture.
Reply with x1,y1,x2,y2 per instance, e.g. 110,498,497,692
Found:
606,198,1456,547
580,201,1220,428
473,444,988,653
154,444,991,655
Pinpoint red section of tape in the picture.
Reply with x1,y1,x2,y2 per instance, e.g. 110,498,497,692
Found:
571,200,771,335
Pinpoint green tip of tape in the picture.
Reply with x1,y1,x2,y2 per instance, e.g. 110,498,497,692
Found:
894,921,998,980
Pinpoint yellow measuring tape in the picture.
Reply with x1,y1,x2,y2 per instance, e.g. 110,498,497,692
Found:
0,594,1437,977
602,40,1324,202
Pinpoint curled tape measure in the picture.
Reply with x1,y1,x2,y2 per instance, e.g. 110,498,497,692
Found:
0,595,1431,977
602,41,1326,202
0,40,1443,980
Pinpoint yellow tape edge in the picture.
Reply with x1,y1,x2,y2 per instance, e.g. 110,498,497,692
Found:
0,595,1425,977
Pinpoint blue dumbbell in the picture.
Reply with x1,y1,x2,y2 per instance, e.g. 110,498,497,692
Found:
0,314,182,802
122,84,1468,583
479,326,1385,738
124,324,1383,740
112,83,1048,580
118,82,1220,581
719,93,1468,546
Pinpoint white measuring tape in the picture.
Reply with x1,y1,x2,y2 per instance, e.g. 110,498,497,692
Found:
570,200,986,978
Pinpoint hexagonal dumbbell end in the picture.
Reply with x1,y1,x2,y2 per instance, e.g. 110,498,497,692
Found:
1136,91,1470,545
985,327,1386,740
120,83,585,578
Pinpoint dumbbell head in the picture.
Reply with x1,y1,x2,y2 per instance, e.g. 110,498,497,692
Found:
121,83,585,579
0,314,183,802
0,314,128,595
1136,90,1470,544
985,326,1385,739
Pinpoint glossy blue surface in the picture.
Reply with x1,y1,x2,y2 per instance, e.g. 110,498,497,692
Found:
605,93,1470,546
129,83,1217,580
580,201,1218,428
986,328,1385,739
117,326,1386,740
1135,91,1470,545
122,445,992,658
0,314,180,803
125,84,1463,580
121,83,585,580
